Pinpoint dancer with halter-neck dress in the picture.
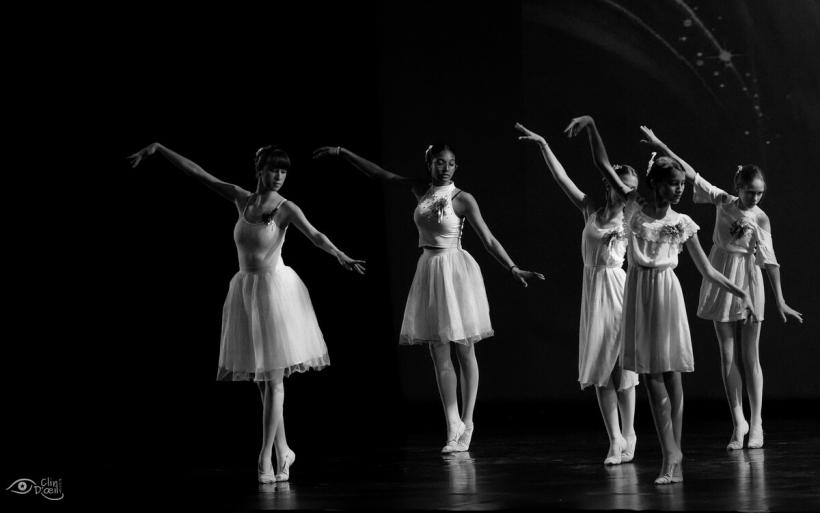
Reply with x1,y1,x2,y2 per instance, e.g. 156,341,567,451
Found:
313,143,544,453
128,143,366,484
516,122,639,465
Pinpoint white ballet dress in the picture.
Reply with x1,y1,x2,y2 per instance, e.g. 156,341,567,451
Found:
216,196,330,381
578,207,639,390
399,183,494,346
692,174,779,322
620,200,700,374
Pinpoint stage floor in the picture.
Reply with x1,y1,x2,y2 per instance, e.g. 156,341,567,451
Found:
114,416,820,510
20,402,819,511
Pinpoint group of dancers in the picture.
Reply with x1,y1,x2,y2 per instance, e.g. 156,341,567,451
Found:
128,114,802,487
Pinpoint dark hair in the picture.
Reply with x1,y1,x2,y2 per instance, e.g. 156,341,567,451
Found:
255,145,291,174
424,142,456,166
734,164,766,191
646,156,684,187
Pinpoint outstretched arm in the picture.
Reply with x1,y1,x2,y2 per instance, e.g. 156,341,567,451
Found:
638,126,697,182
128,142,250,203
685,233,758,322
515,122,587,213
757,214,803,323
455,192,545,287
281,202,366,274
313,146,423,189
564,116,633,198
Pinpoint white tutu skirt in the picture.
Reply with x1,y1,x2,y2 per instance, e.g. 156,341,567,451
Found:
620,266,694,374
697,247,765,322
217,266,330,381
399,248,494,345
578,267,639,390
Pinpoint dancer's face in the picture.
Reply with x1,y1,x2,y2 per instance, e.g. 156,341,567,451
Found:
736,178,765,209
653,169,686,205
259,166,288,192
428,150,457,185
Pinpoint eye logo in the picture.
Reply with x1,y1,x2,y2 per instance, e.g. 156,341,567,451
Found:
6,478,36,495
6,477,63,501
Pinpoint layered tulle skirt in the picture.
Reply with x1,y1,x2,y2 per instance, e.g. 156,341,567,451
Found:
578,266,639,390
399,248,493,345
697,247,765,322
620,265,694,374
217,265,330,381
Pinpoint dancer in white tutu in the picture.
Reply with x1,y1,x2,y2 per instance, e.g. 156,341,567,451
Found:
128,143,365,483
565,116,756,485
638,128,803,450
313,143,544,453
515,122,638,466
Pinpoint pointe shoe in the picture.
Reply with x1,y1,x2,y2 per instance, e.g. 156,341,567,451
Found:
604,437,626,465
275,450,296,482
258,464,276,484
455,424,474,452
441,422,466,453
621,434,637,463
748,428,764,449
727,422,749,451
654,460,683,485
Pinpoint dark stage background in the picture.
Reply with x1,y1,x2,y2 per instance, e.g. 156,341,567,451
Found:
4,0,819,499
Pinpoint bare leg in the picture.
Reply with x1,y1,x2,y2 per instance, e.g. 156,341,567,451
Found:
664,371,684,450
453,343,479,428
429,343,464,443
644,373,683,484
740,321,764,447
617,384,637,461
259,371,291,477
714,321,749,449
257,380,288,464
595,384,625,464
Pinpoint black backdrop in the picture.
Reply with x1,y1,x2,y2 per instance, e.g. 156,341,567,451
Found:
4,0,818,485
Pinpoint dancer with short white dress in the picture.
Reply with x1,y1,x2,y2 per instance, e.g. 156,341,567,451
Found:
128,143,365,484
313,143,544,453
565,116,757,485
516,122,639,465
638,128,803,450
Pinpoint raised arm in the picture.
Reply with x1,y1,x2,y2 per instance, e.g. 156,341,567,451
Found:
638,126,697,182
455,192,545,287
685,233,758,322
128,142,249,203
313,146,423,189
564,116,633,198
757,213,803,323
515,123,587,212
280,202,366,274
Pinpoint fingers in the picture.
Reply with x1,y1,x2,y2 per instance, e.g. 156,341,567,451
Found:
535,272,545,280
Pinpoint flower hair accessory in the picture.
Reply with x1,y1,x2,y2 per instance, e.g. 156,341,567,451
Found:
645,152,657,176
424,144,433,163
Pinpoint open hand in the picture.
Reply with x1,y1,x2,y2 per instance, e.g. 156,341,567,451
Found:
512,267,546,288
778,302,803,324
563,116,594,138
639,126,665,151
312,146,342,160
128,143,159,168
514,123,546,146
337,253,366,275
